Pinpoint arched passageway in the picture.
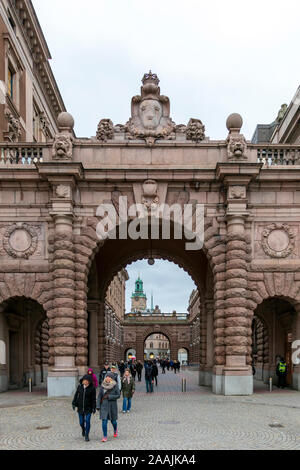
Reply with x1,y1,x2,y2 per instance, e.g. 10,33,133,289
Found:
178,348,189,365
144,333,170,360
0,297,47,392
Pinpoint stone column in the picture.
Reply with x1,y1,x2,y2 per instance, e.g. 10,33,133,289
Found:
222,215,252,395
98,301,106,366
47,215,78,397
292,312,300,390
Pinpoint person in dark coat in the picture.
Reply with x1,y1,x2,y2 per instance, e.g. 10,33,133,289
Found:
72,374,96,442
121,368,135,413
99,361,111,386
152,362,159,386
144,361,154,393
118,361,125,378
129,362,136,381
135,361,143,381
97,372,120,442
161,360,166,374
276,356,287,389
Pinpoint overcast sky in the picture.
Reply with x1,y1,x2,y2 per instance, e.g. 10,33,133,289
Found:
125,260,196,313
31,1,299,311
32,0,300,140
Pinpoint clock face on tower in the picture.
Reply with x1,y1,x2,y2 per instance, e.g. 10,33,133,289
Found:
135,297,139,302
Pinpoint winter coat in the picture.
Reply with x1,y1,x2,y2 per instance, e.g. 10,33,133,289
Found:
144,365,154,381
121,376,135,398
152,364,158,377
87,368,98,388
97,382,120,421
99,367,111,386
72,379,96,415
135,362,143,373
111,371,122,390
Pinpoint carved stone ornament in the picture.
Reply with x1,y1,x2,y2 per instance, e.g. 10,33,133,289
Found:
125,71,175,146
96,119,114,142
261,223,295,258
142,179,159,210
52,134,74,160
186,118,205,142
3,223,38,259
226,134,247,161
4,109,21,143
228,186,246,199
55,185,72,199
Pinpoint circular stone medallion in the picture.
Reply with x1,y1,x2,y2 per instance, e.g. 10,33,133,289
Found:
267,229,289,252
9,229,32,252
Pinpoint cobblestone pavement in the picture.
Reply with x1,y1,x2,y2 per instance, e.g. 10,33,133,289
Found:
0,369,300,450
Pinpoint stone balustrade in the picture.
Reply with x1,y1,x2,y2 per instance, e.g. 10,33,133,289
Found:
0,143,46,164
252,144,300,166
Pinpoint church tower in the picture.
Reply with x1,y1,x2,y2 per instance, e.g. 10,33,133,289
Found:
131,276,147,312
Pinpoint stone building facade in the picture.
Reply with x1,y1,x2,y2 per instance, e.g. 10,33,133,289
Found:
0,19,299,396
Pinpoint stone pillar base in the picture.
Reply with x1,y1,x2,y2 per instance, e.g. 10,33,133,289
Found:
0,374,8,392
222,372,253,396
292,373,300,391
47,370,78,397
199,370,212,387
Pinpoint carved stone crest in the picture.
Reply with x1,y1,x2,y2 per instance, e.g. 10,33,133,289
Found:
4,109,21,143
262,223,295,258
142,180,159,210
96,119,114,142
228,186,246,199
125,71,175,146
3,223,38,259
186,119,205,142
55,185,72,199
52,134,74,160
226,134,247,161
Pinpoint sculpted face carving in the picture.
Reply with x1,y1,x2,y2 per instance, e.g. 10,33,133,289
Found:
139,100,162,130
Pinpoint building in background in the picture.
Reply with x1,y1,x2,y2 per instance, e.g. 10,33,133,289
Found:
0,0,67,144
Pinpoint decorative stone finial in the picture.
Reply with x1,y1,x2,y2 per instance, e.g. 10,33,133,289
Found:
57,112,75,131
226,113,243,133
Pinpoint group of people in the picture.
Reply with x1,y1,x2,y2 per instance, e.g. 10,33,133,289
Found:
72,363,135,443
72,357,182,442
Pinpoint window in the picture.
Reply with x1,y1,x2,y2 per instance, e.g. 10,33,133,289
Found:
7,66,14,99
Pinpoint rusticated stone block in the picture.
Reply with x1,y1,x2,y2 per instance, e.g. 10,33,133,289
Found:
225,327,248,337
53,346,76,356
80,225,98,241
54,240,73,251
204,226,219,241
225,269,247,280
226,345,248,355
76,356,88,365
52,269,76,280
76,312,88,321
53,250,75,262
53,259,74,270
226,278,247,289
210,245,226,257
53,278,75,290
205,236,222,250
75,291,87,301
214,310,224,320
76,337,88,346
212,254,226,266
226,259,247,270
74,244,92,257
224,336,248,346
225,288,247,298
53,298,74,309
226,250,248,261
226,298,248,308
51,318,76,328
215,337,224,346
76,327,88,337
225,307,248,317
74,234,96,250
75,263,89,274
75,300,86,310
226,240,247,251
215,281,226,290
226,233,245,243
225,317,248,327
52,307,75,318
215,290,225,301
214,319,225,328
54,288,75,298
51,327,76,337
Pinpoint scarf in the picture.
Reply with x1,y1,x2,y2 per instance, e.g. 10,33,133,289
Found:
122,375,131,385
101,379,116,391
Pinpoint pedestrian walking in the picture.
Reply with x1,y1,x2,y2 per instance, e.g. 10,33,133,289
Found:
121,368,135,413
72,374,96,442
152,361,158,386
87,368,98,389
99,361,111,386
136,360,143,381
118,360,125,378
276,356,287,389
177,360,181,373
145,361,154,393
110,364,122,390
130,362,137,381
97,372,120,442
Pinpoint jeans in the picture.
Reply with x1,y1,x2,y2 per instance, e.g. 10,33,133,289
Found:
122,397,132,412
137,372,142,381
78,412,91,436
145,379,153,393
102,419,117,437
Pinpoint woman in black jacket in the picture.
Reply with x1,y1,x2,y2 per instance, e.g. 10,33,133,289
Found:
72,374,96,441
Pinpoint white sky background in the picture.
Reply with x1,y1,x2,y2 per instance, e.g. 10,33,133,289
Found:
125,260,196,313
32,1,299,311
32,0,300,140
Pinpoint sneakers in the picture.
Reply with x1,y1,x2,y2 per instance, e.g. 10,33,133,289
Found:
127,410,130,413
102,437,107,442
114,430,118,438
122,411,126,413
